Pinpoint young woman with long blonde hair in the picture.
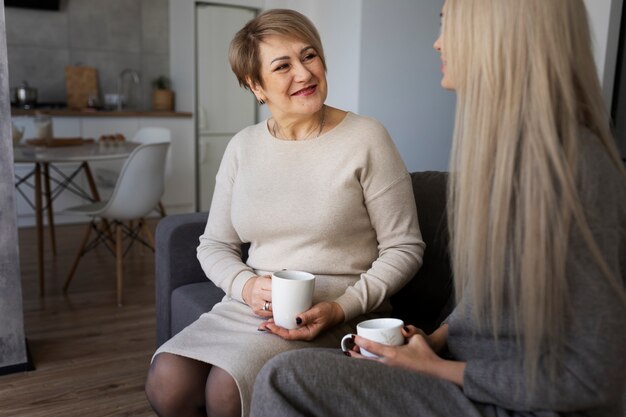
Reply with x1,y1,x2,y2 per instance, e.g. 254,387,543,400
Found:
249,1,626,415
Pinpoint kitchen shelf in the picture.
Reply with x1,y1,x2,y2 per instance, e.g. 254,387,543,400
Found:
11,108,192,118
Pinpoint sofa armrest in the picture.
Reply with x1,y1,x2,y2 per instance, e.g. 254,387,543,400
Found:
155,212,210,347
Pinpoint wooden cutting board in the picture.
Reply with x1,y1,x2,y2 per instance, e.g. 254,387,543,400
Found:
65,66,99,109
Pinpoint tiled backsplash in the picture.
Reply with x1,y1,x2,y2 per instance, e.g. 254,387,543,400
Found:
5,0,169,110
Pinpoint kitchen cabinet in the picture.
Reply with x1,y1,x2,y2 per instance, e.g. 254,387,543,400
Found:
12,112,194,227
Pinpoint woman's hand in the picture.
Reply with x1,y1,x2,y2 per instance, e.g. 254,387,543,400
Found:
242,275,273,318
258,301,345,341
349,333,439,373
347,332,465,387
402,324,448,354
401,324,427,340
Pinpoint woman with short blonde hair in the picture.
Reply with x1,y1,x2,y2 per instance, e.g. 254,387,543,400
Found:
229,8,327,92
250,1,626,415
146,8,423,417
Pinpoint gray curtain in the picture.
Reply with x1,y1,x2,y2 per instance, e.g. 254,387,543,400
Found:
0,0,28,369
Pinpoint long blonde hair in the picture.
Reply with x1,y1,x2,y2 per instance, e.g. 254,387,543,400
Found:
443,0,626,386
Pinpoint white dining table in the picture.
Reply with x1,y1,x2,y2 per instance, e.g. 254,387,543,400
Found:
13,140,139,296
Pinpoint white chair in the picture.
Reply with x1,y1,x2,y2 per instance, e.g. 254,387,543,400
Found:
130,127,172,216
63,142,170,306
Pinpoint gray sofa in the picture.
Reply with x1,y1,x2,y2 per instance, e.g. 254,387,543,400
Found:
155,171,453,348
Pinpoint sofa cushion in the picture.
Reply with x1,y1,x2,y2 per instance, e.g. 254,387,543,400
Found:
171,282,224,336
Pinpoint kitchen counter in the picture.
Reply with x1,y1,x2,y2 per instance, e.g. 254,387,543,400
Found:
11,108,192,118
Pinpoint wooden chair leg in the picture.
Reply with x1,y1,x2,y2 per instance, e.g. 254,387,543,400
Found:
102,219,115,242
158,200,167,217
81,162,101,201
116,223,124,306
64,223,93,292
34,163,44,296
43,163,57,255
139,219,155,249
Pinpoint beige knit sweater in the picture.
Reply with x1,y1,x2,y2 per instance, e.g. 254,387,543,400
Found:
197,112,424,321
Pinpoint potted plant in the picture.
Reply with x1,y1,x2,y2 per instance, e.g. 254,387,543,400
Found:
151,76,175,111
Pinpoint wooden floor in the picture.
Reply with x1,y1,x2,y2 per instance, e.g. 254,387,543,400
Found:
0,221,159,417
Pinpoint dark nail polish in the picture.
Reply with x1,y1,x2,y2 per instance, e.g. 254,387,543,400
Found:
351,334,355,341
296,317,302,325
257,328,265,332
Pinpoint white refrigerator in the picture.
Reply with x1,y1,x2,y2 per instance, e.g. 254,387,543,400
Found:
196,4,257,211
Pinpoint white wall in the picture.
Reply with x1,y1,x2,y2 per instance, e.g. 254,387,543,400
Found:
297,0,362,113
583,0,624,105
359,0,454,172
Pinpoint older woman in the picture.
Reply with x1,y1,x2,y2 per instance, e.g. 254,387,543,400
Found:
249,1,626,416
145,9,424,417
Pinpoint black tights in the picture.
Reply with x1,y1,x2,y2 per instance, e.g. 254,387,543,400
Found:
145,353,242,417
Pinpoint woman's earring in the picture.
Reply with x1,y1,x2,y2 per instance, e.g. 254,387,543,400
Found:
258,98,265,105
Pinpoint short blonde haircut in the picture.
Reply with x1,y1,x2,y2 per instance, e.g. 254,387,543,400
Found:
229,9,326,90
443,0,625,389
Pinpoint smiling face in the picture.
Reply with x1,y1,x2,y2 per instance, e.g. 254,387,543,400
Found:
434,3,455,91
249,35,327,120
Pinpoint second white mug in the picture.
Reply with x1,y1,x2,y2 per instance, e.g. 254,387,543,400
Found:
341,318,404,358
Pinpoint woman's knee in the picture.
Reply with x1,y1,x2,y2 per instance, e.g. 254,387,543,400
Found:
205,366,241,417
145,353,210,416
146,354,168,396
145,353,181,411
255,349,332,396
252,350,338,417
262,348,336,380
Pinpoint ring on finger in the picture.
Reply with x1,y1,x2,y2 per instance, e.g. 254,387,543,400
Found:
262,301,271,311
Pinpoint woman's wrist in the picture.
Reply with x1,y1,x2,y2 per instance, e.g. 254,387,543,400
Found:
428,324,449,353
329,301,346,325
241,276,257,305
426,358,465,387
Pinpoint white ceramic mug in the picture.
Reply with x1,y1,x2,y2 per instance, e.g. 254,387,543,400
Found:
341,318,404,358
271,270,315,330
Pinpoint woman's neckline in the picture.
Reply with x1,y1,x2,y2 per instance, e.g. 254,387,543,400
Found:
263,110,351,144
